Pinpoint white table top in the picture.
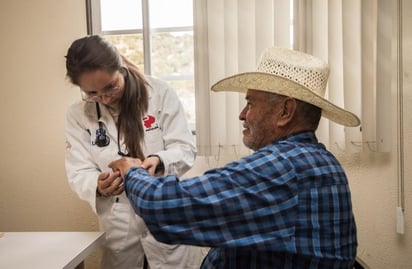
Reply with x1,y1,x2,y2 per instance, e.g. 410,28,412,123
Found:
0,231,105,269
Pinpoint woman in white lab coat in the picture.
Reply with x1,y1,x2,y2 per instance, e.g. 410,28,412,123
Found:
64,35,205,269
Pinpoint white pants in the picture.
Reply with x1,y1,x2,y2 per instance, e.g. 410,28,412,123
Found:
97,195,207,269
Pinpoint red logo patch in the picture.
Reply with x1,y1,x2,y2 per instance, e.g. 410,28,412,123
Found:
143,115,156,128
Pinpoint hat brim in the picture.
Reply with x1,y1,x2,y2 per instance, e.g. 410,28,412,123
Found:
211,72,360,127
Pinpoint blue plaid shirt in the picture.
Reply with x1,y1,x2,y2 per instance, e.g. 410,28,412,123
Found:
125,132,357,268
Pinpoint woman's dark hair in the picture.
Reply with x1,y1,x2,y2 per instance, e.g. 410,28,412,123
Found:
65,35,148,159
65,35,122,85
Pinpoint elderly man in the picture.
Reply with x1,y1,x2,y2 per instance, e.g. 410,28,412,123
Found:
109,47,359,269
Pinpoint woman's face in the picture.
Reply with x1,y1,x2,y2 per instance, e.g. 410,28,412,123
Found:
78,69,125,109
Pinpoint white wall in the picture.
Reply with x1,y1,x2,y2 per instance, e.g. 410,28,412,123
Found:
0,1,411,269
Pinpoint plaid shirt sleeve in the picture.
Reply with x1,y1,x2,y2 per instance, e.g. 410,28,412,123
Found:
125,149,299,250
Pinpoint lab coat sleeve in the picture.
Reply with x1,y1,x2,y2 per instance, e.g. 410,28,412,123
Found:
153,85,196,178
64,103,100,213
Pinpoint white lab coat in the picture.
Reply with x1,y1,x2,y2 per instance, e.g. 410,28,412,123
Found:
65,76,205,269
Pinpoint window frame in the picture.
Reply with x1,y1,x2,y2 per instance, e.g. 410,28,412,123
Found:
85,0,196,132
86,0,194,77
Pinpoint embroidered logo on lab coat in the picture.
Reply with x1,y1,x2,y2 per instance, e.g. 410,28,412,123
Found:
143,115,159,132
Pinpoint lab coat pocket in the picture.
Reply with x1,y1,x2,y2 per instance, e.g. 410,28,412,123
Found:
98,201,132,253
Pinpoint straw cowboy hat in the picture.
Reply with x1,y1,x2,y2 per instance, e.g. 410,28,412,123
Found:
211,47,360,127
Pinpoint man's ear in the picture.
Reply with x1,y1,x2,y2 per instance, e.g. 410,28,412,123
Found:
277,98,297,127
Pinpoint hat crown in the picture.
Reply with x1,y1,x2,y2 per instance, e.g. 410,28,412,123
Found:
257,47,329,98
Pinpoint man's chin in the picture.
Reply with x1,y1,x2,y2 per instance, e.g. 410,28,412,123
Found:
242,137,253,149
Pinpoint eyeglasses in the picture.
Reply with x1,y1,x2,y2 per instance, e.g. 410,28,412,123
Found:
80,75,123,102
80,84,122,102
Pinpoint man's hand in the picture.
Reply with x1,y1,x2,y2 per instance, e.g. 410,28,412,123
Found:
97,171,124,197
109,157,142,179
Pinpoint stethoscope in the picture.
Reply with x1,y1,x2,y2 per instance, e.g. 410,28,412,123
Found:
94,102,129,156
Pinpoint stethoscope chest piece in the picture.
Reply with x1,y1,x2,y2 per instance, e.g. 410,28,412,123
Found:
95,125,110,147
95,102,110,147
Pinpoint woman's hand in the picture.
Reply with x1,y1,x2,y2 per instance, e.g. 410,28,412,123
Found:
141,155,164,175
96,171,124,197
